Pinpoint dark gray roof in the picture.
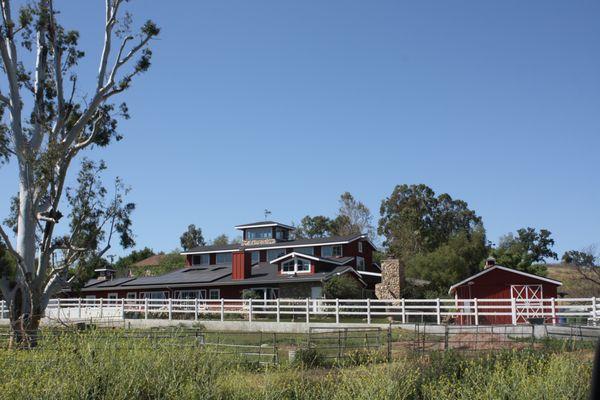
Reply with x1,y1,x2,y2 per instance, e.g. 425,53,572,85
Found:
183,233,368,254
81,262,366,291
235,220,292,228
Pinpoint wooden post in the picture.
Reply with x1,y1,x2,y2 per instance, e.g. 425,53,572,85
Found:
144,297,148,319
249,298,253,322
367,298,371,324
436,298,441,325
305,298,310,323
121,298,125,319
276,298,280,323
56,298,61,319
194,298,199,321
551,297,556,325
220,298,225,322
99,298,103,319
168,298,172,320
593,297,597,325
335,298,340,324
511,298,517,325
78,298,82,319
401,298,406,324
473,298,479,326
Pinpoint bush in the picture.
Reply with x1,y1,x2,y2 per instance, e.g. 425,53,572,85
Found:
241,289,261,300
323,275,362,299
291,347,326,368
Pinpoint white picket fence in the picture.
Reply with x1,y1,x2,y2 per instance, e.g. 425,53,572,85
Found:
0,297,593,326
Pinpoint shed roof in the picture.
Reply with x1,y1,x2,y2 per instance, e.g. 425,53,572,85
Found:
448,265,563,295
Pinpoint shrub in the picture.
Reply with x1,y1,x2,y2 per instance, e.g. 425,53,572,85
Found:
323,275,362,299
292,347,326,368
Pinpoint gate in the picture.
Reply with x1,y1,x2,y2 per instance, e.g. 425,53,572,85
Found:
511,284,543,323
307,327,387,361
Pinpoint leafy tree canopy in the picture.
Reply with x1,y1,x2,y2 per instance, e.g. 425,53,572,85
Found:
562,250,597,267
114,247,155,272
212,234,230,246
378,184,483,262
180,225,205,251
489,228,557,275
295,192,375,239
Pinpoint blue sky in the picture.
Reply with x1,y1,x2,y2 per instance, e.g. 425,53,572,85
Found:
0,0,599,258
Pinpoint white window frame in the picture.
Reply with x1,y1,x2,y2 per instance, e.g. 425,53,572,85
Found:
126,292,137,299
140,291,167,300
281,257,311,275
209,289,220,299
107,293,118,299
358,241,363,253
356,256,366,271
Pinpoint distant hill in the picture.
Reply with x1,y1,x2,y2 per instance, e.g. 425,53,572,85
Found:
546,263,600,298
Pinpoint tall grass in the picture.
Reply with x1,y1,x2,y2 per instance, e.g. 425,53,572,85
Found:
0,330,592,400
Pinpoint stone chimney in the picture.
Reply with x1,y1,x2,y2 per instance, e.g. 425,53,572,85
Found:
232,251,251,280
375,259,405,300
484,257,496,269
94,268,116,281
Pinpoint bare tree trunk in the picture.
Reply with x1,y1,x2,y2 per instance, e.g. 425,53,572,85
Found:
7,283,42,348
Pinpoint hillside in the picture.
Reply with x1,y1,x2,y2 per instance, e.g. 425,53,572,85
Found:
546,264,600,298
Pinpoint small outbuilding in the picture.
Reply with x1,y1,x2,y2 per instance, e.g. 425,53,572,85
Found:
448,258,562,325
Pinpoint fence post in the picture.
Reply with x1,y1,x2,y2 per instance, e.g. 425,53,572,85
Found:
436,298,441,325
551,298,556,325
473,298,479,326
99,298,103,319
248,298,253,322
168,298,172,320
56,298,61,319
511,298,517,325
144,298,148,319
305,298,310,323
121,298,125,319
194,298,198,321
401,298,406,324
276,298,280,323
1,300,4,319
335,298,340,324
593,297,597,325
367,298,371,324
78,298,82,319
220,298,224,322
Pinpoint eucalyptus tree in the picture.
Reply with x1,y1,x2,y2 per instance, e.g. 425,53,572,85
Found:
0,0,159,346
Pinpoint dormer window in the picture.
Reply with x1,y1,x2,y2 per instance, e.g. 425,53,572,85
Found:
281,258,311,274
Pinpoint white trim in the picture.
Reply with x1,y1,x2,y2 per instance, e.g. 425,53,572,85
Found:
181,235,378,255
126,292,137,299
181,248,239,255
281,258,311,275
270,252,320,264
269,252,353,266
209,289,220,299
357,271,381,277
448,265,562,295
235,222,295,230
107,293,118,299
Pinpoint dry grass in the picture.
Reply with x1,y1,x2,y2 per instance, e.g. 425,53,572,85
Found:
546,264,600,297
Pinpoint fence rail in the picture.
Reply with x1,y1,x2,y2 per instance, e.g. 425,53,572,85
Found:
1,297,599,326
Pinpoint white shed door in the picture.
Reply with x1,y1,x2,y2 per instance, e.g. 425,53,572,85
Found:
511,284,543,323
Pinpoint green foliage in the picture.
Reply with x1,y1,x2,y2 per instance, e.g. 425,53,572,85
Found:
295,192,375,239
378,184,483,261
69,256,112,292
406,229,488,294
562,249,597,267
292,347,326,368
179,224,205,251
490,228,557,275
323,275,362,299
241,289,261,300
114,247,155,272
0,331,590,400
212,234,230,246
0,241,17,281
151,252,185,276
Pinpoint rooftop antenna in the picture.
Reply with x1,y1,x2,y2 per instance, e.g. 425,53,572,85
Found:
264,209,271,220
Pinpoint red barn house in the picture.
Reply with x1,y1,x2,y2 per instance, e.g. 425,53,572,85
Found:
79,221,380,300
449,258,562,325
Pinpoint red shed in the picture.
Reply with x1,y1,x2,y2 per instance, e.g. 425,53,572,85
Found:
449,259,562,325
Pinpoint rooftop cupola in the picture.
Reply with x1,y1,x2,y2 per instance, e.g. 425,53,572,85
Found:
94,267,116,281
235,221,294,246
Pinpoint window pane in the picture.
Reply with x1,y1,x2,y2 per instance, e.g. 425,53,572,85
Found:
321,246,332,257
246,228,272,240
332,245,342,257
282,260,295,272
209,289,220,299
216,252,232,264
297,259,310,272
251,251,260,264
295,247,314,256
192,254,210,265
267,249,286,261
